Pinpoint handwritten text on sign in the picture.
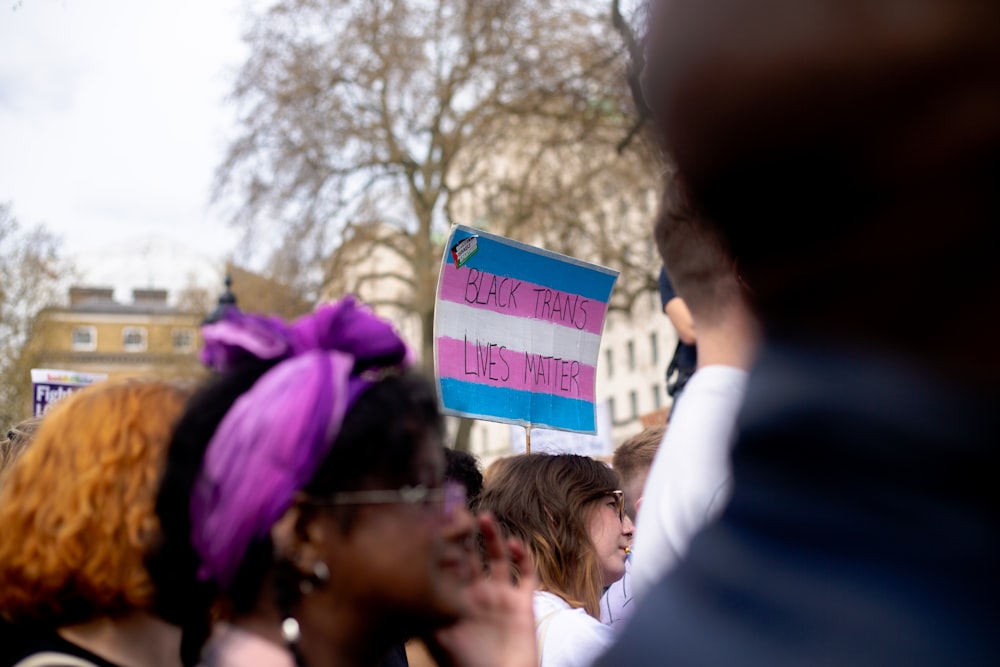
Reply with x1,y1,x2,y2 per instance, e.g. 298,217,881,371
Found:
434,226,617,433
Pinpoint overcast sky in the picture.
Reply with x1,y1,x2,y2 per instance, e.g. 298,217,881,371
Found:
1,0,250,297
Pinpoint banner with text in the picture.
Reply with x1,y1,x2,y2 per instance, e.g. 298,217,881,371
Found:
434,225,618,433
31,368,108,416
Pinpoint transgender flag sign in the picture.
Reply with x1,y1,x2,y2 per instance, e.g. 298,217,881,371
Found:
434,225,618,433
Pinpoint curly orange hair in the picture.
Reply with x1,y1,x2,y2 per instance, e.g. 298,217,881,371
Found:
0,377,192,625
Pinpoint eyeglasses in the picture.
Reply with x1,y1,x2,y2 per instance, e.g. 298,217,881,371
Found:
610,490,625,522
302,480,467,520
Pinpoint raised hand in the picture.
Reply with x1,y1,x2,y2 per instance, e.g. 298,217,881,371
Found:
426,512,538,667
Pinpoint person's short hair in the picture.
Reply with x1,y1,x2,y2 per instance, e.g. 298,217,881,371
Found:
0,414,44,482
654,173,744,327
476,453,620,619
613,425,664,490
0,378,192,625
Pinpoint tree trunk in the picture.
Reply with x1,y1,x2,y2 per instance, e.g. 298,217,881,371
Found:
422,304,475,453
452,416,475,453
420,305,435,375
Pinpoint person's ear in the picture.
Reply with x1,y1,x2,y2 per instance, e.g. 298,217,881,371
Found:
271,503,329,586
634,496,644,519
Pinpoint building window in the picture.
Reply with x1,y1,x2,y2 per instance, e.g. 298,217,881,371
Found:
172,328,196,352
627,340,636,371
608,397,617,424
653,384,662,409
629,390,639,420
71,326,97,351
650,331,659,365
605,348,614,378
122,326,147,352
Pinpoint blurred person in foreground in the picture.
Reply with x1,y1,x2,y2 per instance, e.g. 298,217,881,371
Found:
597,0,1000,665
600,425,664,629
148,298,536,667
0,378,192,667
477,453,634,666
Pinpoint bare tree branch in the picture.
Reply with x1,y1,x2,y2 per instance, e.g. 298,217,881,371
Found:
0,203,69,426
214,0,661,449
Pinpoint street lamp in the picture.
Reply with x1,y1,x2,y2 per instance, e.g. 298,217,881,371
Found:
203,273,239,324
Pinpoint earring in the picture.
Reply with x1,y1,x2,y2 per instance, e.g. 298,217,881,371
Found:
282,617,301,644
273,558,308,667
299,560,331,594
281,616,309,667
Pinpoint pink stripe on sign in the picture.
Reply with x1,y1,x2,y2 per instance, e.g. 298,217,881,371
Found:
437,336,597,401
439,263,607,335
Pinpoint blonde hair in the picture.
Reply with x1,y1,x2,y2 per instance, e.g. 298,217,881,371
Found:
612,425,664,489
0,377,192,625
477,453,620,618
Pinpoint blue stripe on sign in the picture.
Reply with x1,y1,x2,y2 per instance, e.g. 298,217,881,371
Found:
438,377,597,433
443,227,617,303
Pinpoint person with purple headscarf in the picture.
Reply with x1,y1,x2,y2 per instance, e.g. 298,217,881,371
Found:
147,297,538,667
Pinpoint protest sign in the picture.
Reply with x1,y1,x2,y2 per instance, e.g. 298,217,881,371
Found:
31,368,107,416
434,225,618,433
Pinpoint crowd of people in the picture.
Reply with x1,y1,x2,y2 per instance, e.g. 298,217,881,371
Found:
1,0,997,665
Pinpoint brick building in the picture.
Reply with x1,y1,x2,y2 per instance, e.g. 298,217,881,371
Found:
30,286,206,380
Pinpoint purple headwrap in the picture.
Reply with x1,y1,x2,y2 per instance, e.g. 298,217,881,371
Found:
190,296,412,589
